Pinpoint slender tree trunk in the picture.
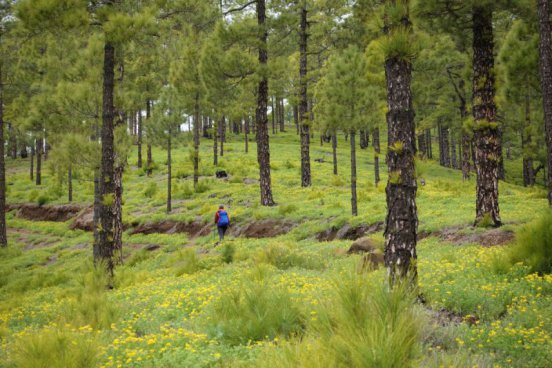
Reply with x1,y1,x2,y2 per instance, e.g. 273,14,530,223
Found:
244,116,249,153
350,130,358,216
523,93,535,186
279,99,285,132
30,145,34,181
213,118,218,166
68,165,73,202
438,123,450,167
293,105,299,135
8,123,16,160
417,132,427,158
113,163,124,264
219,116,224,157
36,139,42,186
146,100,153,176
137,111,143,168
95,41,116,279
426,128,432,159
373,127,381,186
256,0,275,206
472,7,501,226
193,97,200,188
167,131,172,213
451,131,458,169
0,66,7,247
462,133,471,180
383,19,418,286
271,96,276,134
359,130,368,149
299,4,311,187
332,131,338,175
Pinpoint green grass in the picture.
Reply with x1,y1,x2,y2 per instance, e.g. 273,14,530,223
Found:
1,128,551,367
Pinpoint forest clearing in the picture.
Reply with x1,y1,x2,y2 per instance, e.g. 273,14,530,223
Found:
1,1,552,367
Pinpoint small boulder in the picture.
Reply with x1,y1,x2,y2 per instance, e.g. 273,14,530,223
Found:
347,237,379,254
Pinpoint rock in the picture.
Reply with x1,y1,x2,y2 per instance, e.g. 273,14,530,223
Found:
362,252,384,268
243,178,258,185
70,207,94,231
347,237,379,254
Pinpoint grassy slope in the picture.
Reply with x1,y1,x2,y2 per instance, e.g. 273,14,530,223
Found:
0,130,551,367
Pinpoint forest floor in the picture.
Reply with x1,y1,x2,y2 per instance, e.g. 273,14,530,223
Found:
1,130,551,367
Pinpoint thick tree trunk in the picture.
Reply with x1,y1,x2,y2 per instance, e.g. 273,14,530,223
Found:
256,0,275,206
350,130,358,216
373,127,381,186
113,164,124,264
68,165,73,202
167,131,172,213
36,139,42,185
0,67,7,247
384,53,418,285
193,97,200,188
146,100,153,176
332,131,338,175
472,7,501,226
539,0,552,204
95,41,116,279
137,111,142,168
299,5,311,187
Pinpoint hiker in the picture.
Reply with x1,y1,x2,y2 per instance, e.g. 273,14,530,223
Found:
214,205,230,242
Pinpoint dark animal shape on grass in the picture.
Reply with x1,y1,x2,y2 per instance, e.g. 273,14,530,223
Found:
216,170,228,178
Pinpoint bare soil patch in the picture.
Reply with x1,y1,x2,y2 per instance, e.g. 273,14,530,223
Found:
8,203,85,222
317,221,384,241
129,220,212,237
439,227,515,247
229,219,296,238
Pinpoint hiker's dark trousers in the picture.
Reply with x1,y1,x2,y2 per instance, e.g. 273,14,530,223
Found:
217,225,228,241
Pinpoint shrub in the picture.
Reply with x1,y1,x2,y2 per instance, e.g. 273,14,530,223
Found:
261,271,420,368
507,211,552,274
255,243,326,271
143,182,158,198
206,266,304,345
220,242,235,264
37,194,50,206
9,327,100,368
126,249,154,267
195,180,211,194
331,175,345,186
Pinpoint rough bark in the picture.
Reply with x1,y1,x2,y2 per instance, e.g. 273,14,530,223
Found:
373,127,381,186
332,131,337,175
451,131,458,169
256,0,275,206
8,123,16,160
417,132,427,158
293,105,299,134
30,145,34,181
426,128,432,159
95,41,116,279
213,118,218,166
299,4,311,187
113,164,124,264
193,97,200,188
384,53,418,285
35,139,42,185
350,130,358,216
438,123,450,167
359,130,368,149
0,65,6,247
472,7,501,226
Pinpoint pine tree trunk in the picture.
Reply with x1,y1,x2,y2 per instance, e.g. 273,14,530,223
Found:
219,116,224,157
95,41,116,279
462,133,471,180
350,130,358,216
360,130,368,149
244,116,249,153
146,100,153,176
113,163,124,264
271,96,276,134
451,131,458,169
472,6,501,226
438,123,450,167
384,48,418,285
137,111,143,168
36,139,42,186
30,145,34,181
373,127,381,186
193,97,200,188
213,118,218,166
293,105,299,135
299,4,311,187
417,132,427,158
279,99,285,132
68,165,73,202
426,128,432,159
0,66,7,247
256,0,275,206
332,131,338,175
167,131,172,213
522,94,535,186
8,123,16,160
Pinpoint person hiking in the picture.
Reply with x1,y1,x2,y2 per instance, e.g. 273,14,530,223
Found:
214,205,230,243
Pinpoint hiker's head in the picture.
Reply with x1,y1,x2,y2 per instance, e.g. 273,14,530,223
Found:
219,205,225,210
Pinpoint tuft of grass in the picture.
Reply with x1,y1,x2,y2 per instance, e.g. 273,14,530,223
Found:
506,211,552,274
143,182,158,198
220,242,235,264
173,248,200,276
255,243,326,270
9,327,100,368
205,266,304,345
